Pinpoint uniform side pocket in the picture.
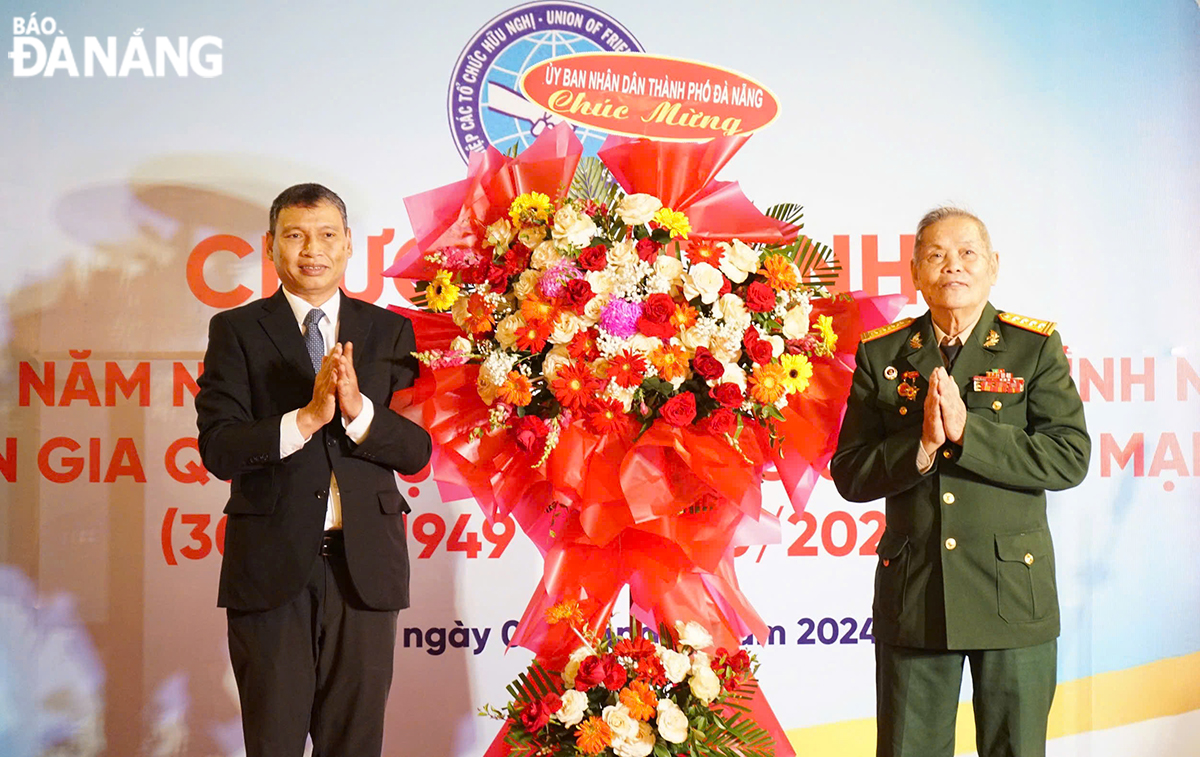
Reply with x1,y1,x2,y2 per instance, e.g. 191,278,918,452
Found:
995,529,1057,623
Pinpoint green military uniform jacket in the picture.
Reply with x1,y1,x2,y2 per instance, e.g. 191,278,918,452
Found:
831,303,1090,650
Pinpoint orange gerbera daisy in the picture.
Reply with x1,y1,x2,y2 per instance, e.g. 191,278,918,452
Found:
520,292,558,326
514,318,553,352
749,362,788,405
760,254,799,291
544,598,586,626
496,371,533,406
575,716,613,755
551,360,600,411
608,350,647,388
671,302,699,331
587,397,629,435
463,292,496,334
685,239,724,267
649,343,691,382
619,679,658,721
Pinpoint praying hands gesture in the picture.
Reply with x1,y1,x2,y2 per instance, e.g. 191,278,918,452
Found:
296,342,363,438
920,367,967,457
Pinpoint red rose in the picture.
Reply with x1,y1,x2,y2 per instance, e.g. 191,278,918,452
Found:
691,347,724,382
519,698,553,731
637,292,678,338
602,655,628,690
460,261,489,285
718,276,732,297
486,264,510,290
659,392,697,427
636,237,662,262
700,408,737,436
745,280,777,312
578,244,608,271
503,243,532,276
574,655,607,691
511,415,548,455
730,649,751,672
562,278,594,312
743,329,774,364
710,382,743,409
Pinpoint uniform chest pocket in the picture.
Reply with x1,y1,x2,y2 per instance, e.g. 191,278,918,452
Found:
966,391,1026,426
876,381,925,432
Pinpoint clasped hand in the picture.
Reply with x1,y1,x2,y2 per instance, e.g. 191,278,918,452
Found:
297,342,362,438
921,367,967,456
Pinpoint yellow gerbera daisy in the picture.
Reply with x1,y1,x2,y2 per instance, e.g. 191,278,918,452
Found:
780,353,813,395
425,270,460,311
814,314,838,354
508,191,552,225
652,207,691,239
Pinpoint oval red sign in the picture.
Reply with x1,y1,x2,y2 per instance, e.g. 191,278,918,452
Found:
519,52,779,141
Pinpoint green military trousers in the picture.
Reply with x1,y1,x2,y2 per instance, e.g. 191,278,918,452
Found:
876,639,1057,757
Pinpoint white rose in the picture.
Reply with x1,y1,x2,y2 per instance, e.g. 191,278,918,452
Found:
653,254,684,287
682,262,725,305
717,293,750,329
781,301,812,339
689,664,722,704
767,334,784,358
513,269,540,300
485,218,515,249
675,620,714,650
517,225,546,248
718,239,760,283
542,345,572,382
680,326,712,353
494,314,524,350
450,336,473,355
530,240,562,270
604,382,636,411
603,703,640,741
658,647,691,684
626,334,662,356
586,269,616,296
655,699,689,744
710,340,742,365
612,721,655,757
555,689,588,728
690,651,710,673
583,292,609,323
607,237,639,267
550,312,584,345
617,193,663,225
552,205,598,248
561,646,592,690
719,362,748,390
450,294,471,329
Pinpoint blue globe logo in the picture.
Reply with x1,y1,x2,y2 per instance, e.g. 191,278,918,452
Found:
448,2,642,162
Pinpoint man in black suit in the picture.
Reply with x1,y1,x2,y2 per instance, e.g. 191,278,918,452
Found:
196,183,431,757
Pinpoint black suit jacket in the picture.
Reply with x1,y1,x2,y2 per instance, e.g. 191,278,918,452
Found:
196,288,431,612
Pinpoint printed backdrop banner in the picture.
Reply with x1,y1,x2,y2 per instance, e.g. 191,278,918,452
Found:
1,1,1198,756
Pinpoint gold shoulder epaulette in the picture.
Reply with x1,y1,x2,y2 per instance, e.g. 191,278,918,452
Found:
861,318,914,343
998,312,1056,336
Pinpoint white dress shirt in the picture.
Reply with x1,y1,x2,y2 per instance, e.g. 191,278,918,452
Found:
278,288,375,530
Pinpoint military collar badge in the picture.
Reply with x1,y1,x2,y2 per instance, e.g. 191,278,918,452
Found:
909,333,923,350
984,330,1000,348
972,368,1025,393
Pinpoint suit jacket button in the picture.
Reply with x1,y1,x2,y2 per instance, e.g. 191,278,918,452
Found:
942,492,955,504
1024,553,1034,565
942,449,953,459
945,537,957,550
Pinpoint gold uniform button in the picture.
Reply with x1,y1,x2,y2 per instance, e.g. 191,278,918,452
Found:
942,449,953,459
945,538,957,550
899,406,908,415
942,492,955,504
992,400,1003,411
1024,553,1034,565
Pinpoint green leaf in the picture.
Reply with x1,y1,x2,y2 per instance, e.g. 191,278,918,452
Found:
569,156,624,210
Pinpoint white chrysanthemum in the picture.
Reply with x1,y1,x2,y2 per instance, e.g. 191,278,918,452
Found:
617,193,663,225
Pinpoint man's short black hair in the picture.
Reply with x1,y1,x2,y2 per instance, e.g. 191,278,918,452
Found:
268,183,348,235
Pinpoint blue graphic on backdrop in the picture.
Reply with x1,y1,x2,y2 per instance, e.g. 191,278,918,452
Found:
448,1,642,162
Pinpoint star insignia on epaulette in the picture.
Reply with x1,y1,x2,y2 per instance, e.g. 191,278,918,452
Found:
998,312,1056,336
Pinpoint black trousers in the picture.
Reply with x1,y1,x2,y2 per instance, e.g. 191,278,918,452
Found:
876,639,1057,757
227,534,399,757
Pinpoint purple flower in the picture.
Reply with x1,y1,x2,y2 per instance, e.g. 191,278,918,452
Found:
600,298,643,339
538,259,580,298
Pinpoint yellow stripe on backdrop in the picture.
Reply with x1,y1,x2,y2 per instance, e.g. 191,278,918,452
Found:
785,649,1200,755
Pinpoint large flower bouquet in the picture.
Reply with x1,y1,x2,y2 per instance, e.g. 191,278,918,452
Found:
388,124,902,754
483,607,771,757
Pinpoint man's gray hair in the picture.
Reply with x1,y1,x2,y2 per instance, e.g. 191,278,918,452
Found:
913,207,991,259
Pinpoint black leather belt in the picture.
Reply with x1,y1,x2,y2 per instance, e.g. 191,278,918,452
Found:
320,530,344,557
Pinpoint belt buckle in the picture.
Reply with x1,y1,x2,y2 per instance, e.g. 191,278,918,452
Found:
320,531,342,557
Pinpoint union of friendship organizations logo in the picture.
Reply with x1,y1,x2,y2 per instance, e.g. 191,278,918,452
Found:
447,1,642,162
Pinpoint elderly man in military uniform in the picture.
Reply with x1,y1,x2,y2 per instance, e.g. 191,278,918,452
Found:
831,207,1090,757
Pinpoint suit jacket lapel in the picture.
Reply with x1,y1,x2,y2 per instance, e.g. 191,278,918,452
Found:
259,288,317,379
949,303,1002,390
336,291,373,374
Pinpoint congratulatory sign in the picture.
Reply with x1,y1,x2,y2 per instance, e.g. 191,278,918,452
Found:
521,52,778,140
